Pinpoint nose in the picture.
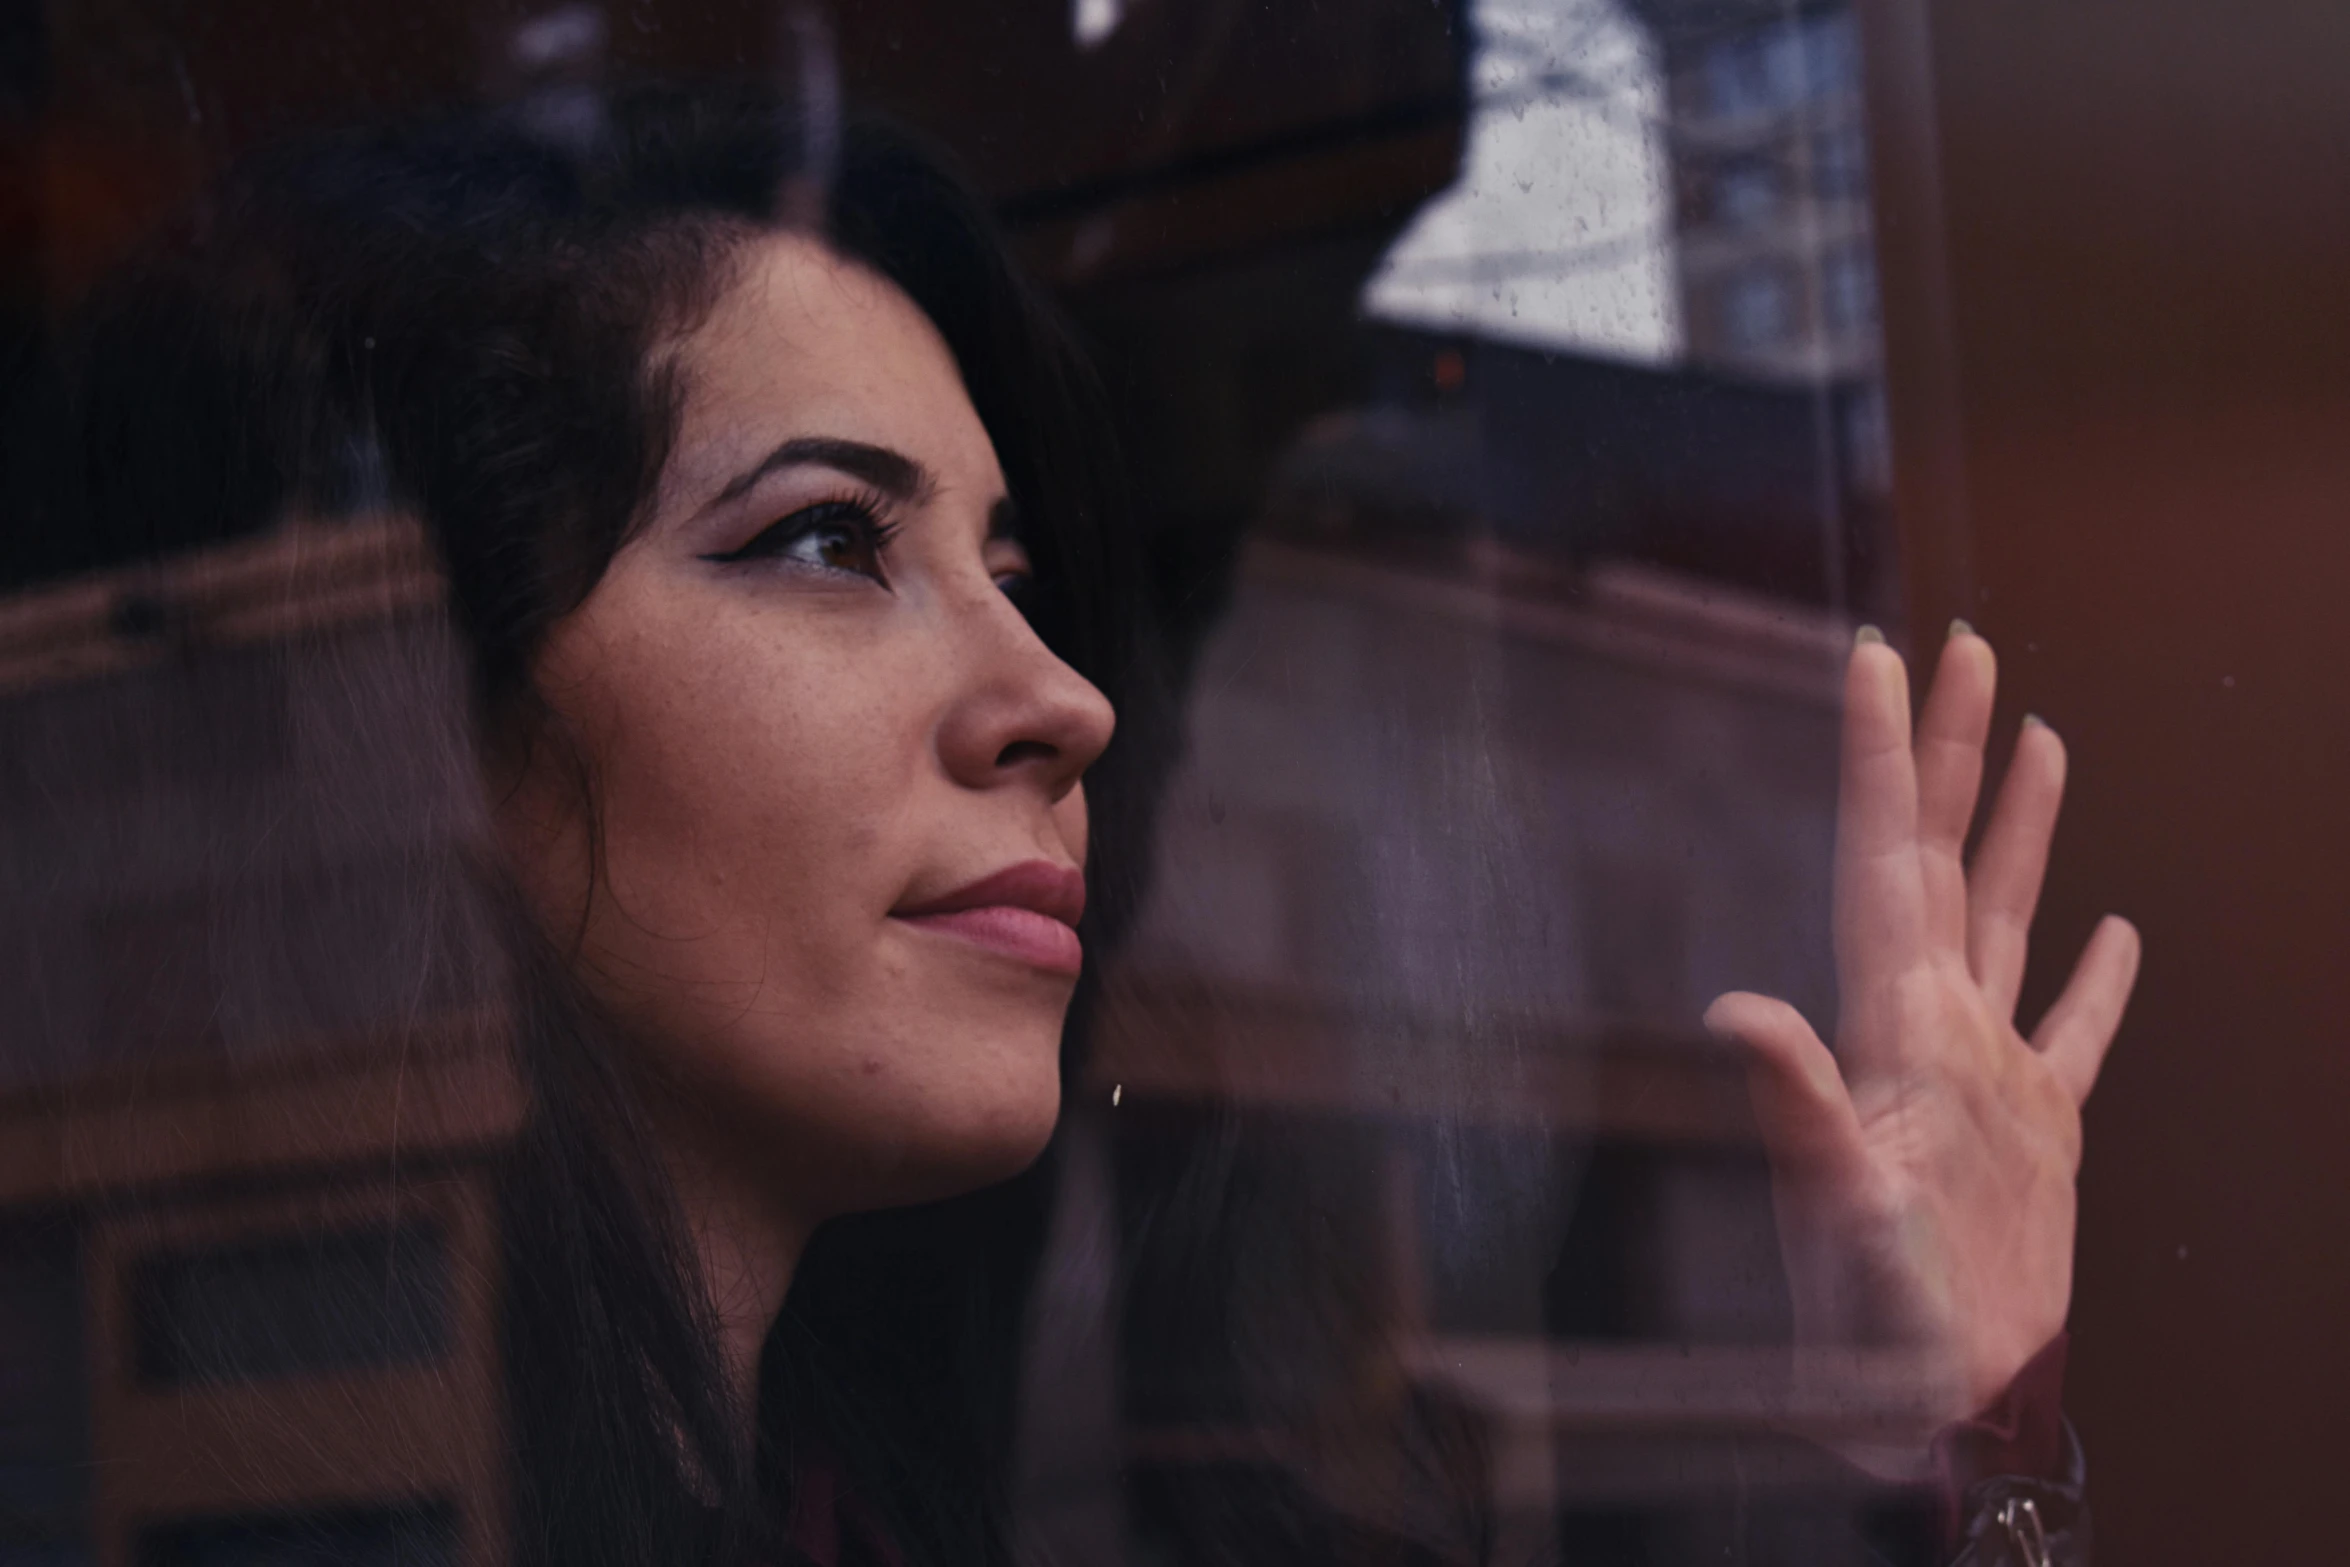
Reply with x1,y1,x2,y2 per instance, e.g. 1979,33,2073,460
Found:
935,586,1115,804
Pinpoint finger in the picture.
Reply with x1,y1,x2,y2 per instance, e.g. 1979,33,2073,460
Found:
1912,625,1997,960
1833,634,1932,1067
1968,716,2069,1020
1705,991,1870,1184
2030,915,2142,1104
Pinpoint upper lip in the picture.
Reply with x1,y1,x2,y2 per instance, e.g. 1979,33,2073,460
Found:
893,859,1086,927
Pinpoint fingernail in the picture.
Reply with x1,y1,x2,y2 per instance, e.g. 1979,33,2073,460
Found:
1948,617,1975,640
1854,624,1885,647
2023,712,2048,729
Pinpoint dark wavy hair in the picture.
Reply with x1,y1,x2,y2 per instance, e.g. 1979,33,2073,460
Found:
34,84,1151,1567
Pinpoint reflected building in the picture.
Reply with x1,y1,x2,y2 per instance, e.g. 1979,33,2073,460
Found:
1049,9,1906,1555
1081,320,1903,1561
0,524,513,1567
0,1,1926,1563
1626,0,1894,515
1627,0,1879,385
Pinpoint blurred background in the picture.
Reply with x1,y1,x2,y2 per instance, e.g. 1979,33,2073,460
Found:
0,1,2343,1564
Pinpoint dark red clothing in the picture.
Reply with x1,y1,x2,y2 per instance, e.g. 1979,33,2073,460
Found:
1932,1333,2089,1563
1937,1332,2071,1500
784,1457,904,1567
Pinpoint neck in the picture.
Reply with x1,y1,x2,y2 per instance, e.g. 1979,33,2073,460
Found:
658,1121,814,1431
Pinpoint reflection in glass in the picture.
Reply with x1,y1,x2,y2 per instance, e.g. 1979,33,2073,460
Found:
139,1503,458,1567
0,2,2052,1564
132,1221,450,1387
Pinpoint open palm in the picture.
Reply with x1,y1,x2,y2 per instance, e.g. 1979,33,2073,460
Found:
1706,626,2140,1460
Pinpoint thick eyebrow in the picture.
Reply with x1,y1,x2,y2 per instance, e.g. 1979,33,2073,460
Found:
698,436,938,515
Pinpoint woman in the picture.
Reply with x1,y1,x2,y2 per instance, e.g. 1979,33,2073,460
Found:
45,84,2134,1566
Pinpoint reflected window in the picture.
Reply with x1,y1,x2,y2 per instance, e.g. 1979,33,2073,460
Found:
132,1222,449,1387
139,1503,456,1567
1813,118,1869,198
1701,33,1762,119
1802,11,1859,91
1703,27,1789,118
1720,264,1793,353
1702,12,1855,118
1712,157,1782,227
0,1223,89,1567
1822,243,1879,334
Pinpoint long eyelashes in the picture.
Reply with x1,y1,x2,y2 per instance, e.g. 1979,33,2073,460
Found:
698,490,1043,614
700,489,901,583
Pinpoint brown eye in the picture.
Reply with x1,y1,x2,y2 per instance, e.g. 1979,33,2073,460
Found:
703,496,898,584
806,519,878,576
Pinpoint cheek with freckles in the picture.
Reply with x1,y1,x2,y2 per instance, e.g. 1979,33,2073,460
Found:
564,580,923,1026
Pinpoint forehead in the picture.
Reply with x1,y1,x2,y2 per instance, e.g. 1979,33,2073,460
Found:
659,232,1002,510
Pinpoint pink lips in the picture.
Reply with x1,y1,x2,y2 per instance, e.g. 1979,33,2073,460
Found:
892,860,1086,977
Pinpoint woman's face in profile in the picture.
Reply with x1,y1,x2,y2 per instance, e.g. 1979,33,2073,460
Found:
500,232,1114,1214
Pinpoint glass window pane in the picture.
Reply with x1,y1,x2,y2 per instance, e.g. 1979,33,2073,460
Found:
3,0,2336,1561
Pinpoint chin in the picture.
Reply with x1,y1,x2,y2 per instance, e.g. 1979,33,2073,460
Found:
891,1057,1065,1200
795,1006,1069,1213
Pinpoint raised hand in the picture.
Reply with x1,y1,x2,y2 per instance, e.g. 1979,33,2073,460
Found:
1704,624,2140,1465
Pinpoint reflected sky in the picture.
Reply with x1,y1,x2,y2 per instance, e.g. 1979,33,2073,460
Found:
1363,0,1681,364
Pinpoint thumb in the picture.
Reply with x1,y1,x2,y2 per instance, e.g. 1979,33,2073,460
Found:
1705,992,1869,1183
